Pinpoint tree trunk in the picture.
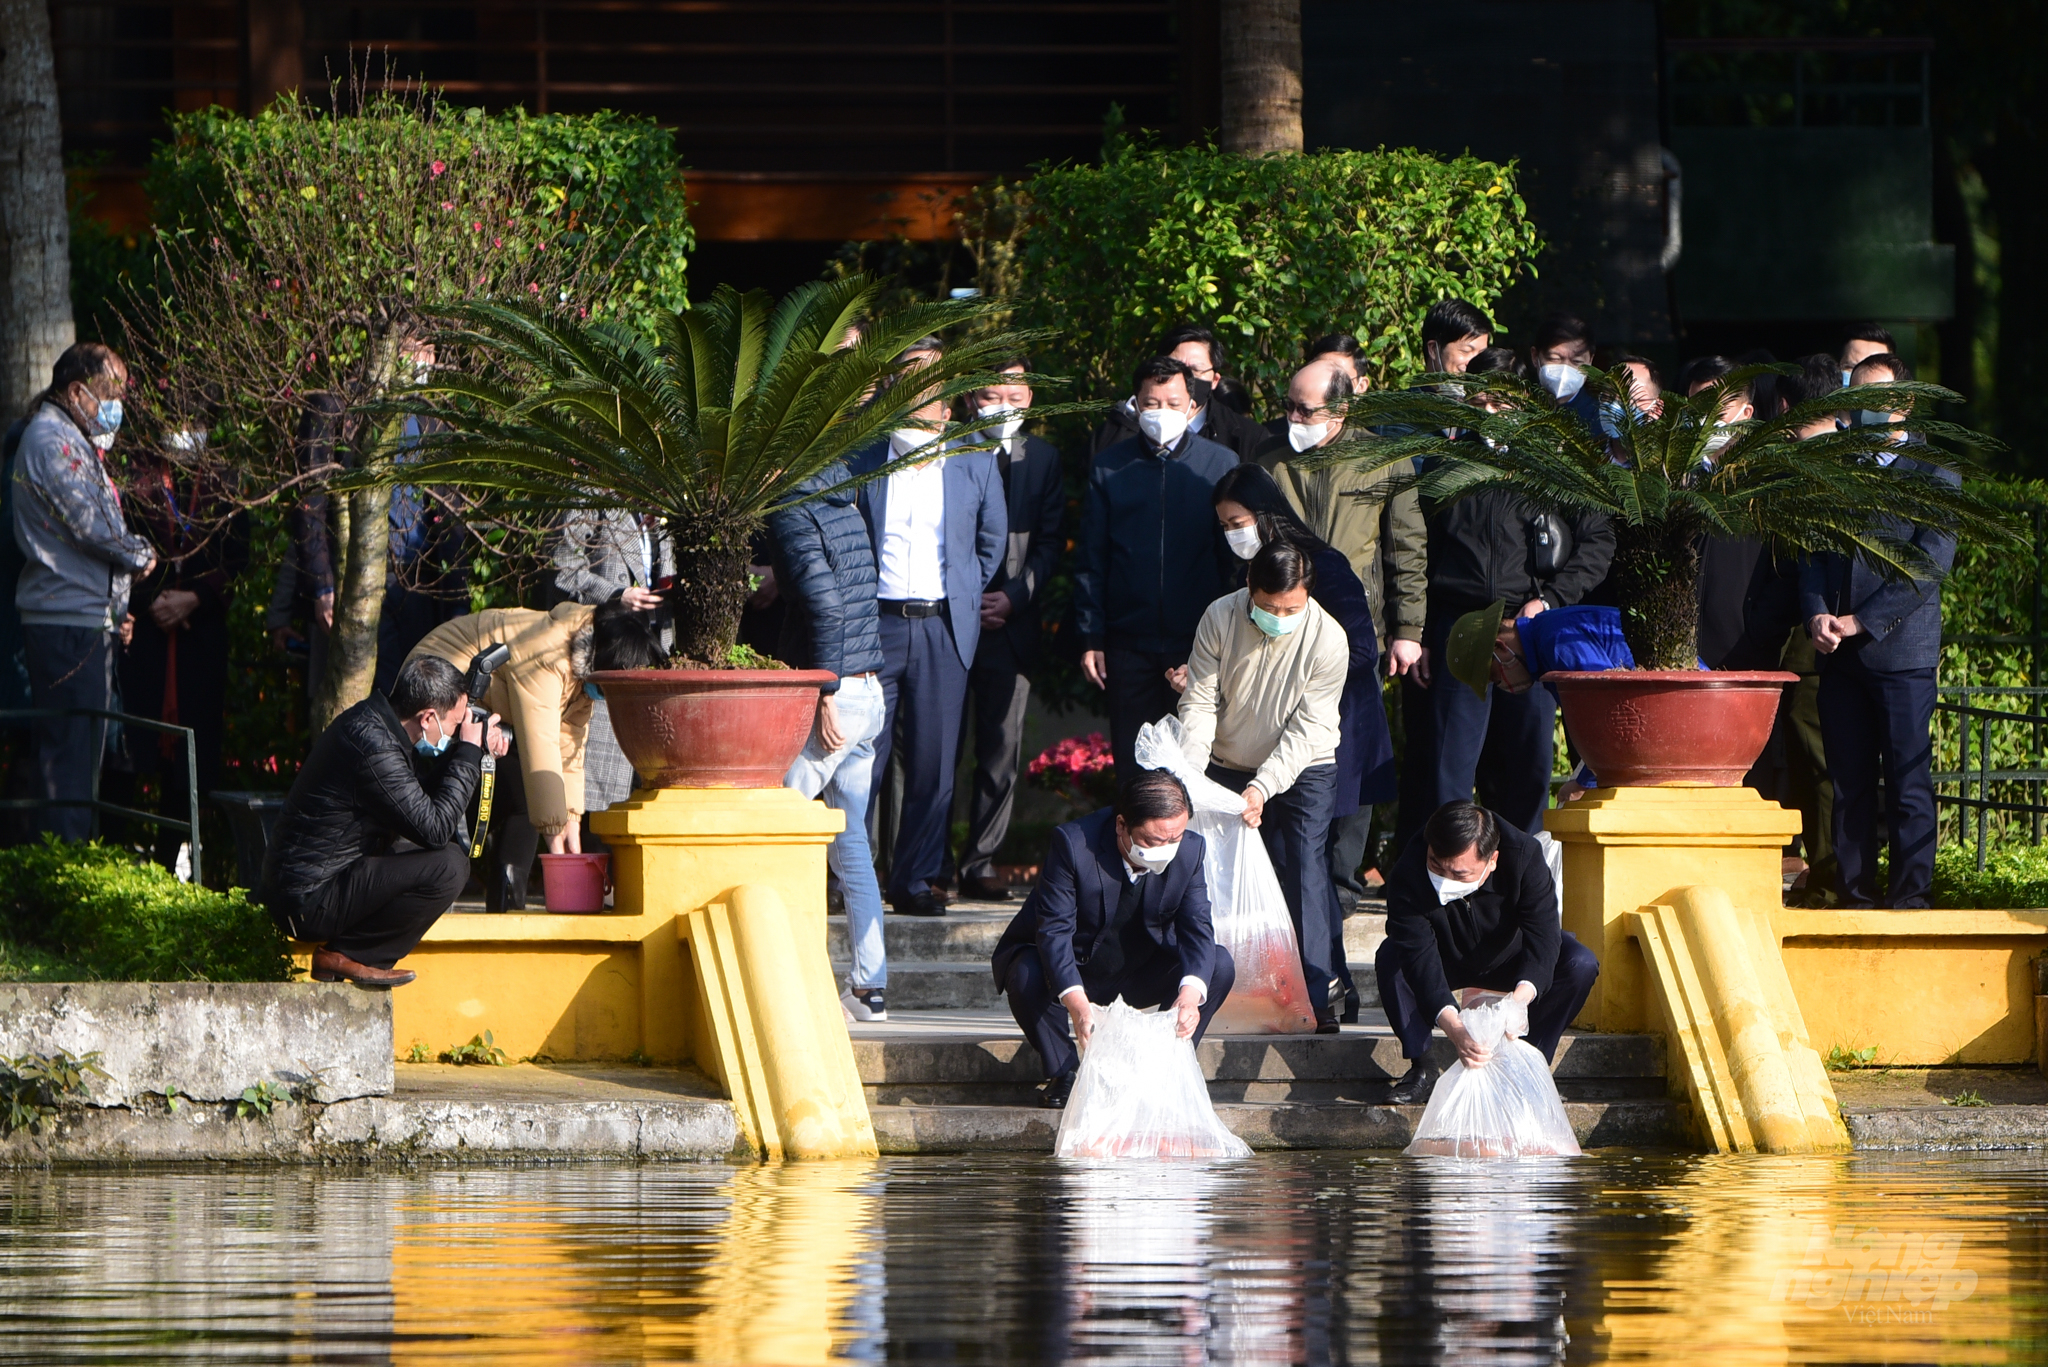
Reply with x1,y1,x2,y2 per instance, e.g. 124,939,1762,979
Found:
665,512,756,666
314,483,389,730
1607,524,1701,671
0,0,75,427
1219,0,1303,155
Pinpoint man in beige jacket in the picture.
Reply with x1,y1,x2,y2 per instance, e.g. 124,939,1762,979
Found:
410,599,663,910
1178,539,1350,1031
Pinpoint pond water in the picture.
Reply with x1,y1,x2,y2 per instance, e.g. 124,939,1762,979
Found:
1,1151,2042,1364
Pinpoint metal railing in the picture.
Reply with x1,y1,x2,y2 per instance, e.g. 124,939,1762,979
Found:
0,708,201,872
1934,688,2048,870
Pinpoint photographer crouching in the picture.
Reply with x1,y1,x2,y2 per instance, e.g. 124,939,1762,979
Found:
260,655,509,987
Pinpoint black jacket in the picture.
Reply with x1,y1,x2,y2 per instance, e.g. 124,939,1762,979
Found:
768,461,886,691
1092,397,1276,465
1383,822,1560,1020
1075,430,1239,652
1422,484,1616,631
983,433,1067,670
991,808,1217,996
260,691,483,932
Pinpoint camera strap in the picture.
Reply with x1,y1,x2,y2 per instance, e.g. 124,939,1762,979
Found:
469,736,497,860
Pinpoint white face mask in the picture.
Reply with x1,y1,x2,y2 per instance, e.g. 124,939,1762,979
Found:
1538,364,1585,401
1128,839,1181,875
1428,868,1489,904
889,427,939,460
1224,525,1261,560
976,404,1023,442
1703,420,1736,456
1287,420,1331,453
1137,407,1188,447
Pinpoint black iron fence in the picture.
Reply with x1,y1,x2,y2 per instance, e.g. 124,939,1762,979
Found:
0,707,201,872
1934,686,2048,869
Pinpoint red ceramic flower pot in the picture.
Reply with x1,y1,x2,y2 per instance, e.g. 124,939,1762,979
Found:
592,669,836,788
1543,670,1799,787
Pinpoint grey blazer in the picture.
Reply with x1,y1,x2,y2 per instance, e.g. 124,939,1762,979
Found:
550,507,674,606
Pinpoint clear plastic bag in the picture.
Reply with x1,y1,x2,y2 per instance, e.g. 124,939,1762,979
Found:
1404,993,1582,1158
1055,998,1253,1160
1134,718,1318,1034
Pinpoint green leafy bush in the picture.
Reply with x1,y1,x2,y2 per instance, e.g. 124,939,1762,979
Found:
965,139,1541,410
1929,844,2048,909
0,839,294,982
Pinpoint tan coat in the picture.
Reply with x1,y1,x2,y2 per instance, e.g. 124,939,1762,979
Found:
409,603,596,836
1261,436,1428,646
1178,590,1348,802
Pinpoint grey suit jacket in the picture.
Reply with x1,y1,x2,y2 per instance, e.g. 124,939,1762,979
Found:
849,440,1008,669
1797,450,1960,673
550,507,675,606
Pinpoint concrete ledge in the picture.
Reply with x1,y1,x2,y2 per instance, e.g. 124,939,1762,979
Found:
0,1093,745,1165
0,982,392,1105
1844,1106,2048,1150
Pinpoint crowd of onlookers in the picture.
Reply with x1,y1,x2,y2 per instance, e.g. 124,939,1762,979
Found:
3,302,1951,1021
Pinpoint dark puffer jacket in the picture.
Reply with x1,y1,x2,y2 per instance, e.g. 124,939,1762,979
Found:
260,691,483,936
768,462,885,691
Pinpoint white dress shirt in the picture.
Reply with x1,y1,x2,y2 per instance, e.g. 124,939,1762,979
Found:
876,458,948,601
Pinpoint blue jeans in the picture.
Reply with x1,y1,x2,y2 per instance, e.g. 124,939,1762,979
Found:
784,673,888,989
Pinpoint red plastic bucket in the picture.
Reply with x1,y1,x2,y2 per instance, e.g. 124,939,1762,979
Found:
539,853,610,913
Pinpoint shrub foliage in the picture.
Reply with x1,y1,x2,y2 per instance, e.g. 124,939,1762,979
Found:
965,140,1541,410
0,839,293,982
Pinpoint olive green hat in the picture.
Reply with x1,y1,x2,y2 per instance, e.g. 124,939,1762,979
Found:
1447,599,1508,701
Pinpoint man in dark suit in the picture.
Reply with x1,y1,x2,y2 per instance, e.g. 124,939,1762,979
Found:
1375,801,1600,1103
849,342,1008,917
1076,356,1239,778
992,770,1237,1108
1799,351,1958,910
954,358,1067,901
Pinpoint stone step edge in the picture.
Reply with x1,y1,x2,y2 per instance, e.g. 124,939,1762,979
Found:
867,1098,1686,1153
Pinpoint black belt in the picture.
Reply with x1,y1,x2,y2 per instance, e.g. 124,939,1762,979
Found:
880,599,947,619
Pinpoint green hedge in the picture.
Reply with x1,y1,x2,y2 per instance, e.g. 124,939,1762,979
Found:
964,139,1540,411
1931,844,2048,910
0,839,293,983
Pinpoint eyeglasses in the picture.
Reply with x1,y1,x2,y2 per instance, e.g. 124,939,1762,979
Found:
1282,402,1325,420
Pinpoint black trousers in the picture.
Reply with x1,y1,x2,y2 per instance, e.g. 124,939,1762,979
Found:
307,843,469,967
480,736,537,913
956,631,1033,881
1819,652,1938,909
1209,760,1343,1023
24,624,115,841
873,612,970,901
1002,943,1238,1080
1104,645,1188,780
1374,930,1601,1064
1393,626,1556,859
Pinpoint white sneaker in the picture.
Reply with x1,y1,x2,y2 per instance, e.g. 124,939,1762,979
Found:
841,988,888,1022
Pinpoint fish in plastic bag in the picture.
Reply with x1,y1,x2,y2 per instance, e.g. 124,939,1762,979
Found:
1055,998,1253,1160
1404,993,1582,1158
1134,717,1318,1034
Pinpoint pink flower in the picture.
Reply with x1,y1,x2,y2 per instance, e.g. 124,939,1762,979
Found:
441,200,454,210
529,282,541,293
430,160,446,177
493,237,502,247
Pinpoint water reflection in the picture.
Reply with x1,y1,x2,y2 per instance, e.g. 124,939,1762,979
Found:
0,1152,2044,1364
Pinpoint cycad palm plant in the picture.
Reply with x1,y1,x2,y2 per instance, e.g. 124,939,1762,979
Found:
361,276,1050,663
1322,366,2014,670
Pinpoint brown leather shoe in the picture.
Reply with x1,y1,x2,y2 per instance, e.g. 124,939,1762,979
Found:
311,947,416,988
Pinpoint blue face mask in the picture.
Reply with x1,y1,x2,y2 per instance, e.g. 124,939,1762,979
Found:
584,682,604,702
1250,603,1304,638
414,715,453,757
95,397,123,435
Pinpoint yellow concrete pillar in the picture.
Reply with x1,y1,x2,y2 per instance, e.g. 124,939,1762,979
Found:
593,786,877,1159
1545,786,1799,1032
